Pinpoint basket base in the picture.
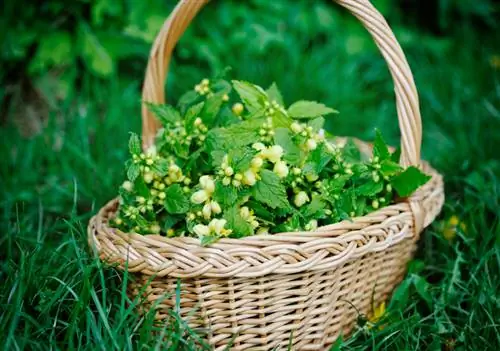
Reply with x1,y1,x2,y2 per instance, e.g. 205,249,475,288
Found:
128,236,417,350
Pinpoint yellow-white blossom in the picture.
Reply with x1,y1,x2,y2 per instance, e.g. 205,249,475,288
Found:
290,122,303,133
252,142,266,151
242,169,257,186
273,160,289,178
199,175,215,193
305,139,317,151
122,181,133,192
143,172,154,183
261,145,283,163
210,201,222,214
305,219,318,231
251,156,263,169
294,191,310,207
191,190,209,204
193,218,232,238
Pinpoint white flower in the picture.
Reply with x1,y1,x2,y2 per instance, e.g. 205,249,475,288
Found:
143,172,154,184
252,142,266,151
199,175,215,193
261,145,283,163
232,103,244,116
294,191,310,207
305,173,319,182
317,129,325,139
291,122,303,133
222,177,231,186
257,227,269,235
209,218,227,235
210,201,222,214
305,139,317,151
305,219,318,231
251,220,259,228
146,145,157,157
251,157,263,169
193,224,210,237
224,166,234,177
242,169,257,186
240,206,250,219
191,189,209,204
202,203,212,219
273,161,289,178
194,117,202,126
122,181,133,192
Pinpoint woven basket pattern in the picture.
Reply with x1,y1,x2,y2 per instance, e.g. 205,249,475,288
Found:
88,0,445,349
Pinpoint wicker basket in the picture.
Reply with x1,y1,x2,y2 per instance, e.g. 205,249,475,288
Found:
88,0,445,350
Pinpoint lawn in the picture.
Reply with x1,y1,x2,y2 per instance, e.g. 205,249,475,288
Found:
1,1,499,350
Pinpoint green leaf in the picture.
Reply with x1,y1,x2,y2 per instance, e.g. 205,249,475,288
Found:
302,196,326,218
327,175,351,192
412,275,432,307
133,177,150,198
178,90,200,113
152,159,169,176
342,138,361,163
145,103,181,126
356,181,384,196
127,163,140,182
253,170,289,209
380,159,402,176
308,117,325,132
224,206,253,238
79,24,114,77
266,82,284,106
232,80,266,113
29,31,73,73
373,129,390,160
128,133,141,155
391,166,432,197
208,118,264,150
287,100,338,119
201,91,225,126
164,184,190,214
213,181,238,207
162,215,182,232
389,278,411,310
274,128,301,165
330,335,343,351
272,110,293,128
391,148,401,163
304,143,333,175
201,236,219,246
185,102,205,132
228,147,255,173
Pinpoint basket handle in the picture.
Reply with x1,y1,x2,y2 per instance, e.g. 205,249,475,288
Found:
141,0,422,167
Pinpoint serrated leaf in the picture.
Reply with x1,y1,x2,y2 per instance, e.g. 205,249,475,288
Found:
272,109,293,128
342,138,361,163
302,196,326,218
128,133,141,155
185,102,205,132
373,129,390,160
200,235,218,246
164,184,190,214
178,90,200,113
133,177,150,198
266,82,284,106
208,118,264,150
253,169,289,209
224,206,253,238
79,24,114,77
287,100,338,119
380,159,402,176
201,91,225,126
391,148,401,163
152,159,169,176
145,103,181,126
391,166,432,197
213,181,238,207
356,180,384,196
162,215,182,232
328,175,351,192
232,80,266,113
127,163,140,182
228,147,255,173
308,117,325,132
274,128,301,165
304,143,332,176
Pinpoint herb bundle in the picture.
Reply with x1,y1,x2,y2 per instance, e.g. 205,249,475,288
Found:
111,76,430,244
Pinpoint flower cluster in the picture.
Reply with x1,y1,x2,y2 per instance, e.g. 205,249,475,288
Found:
112,76,431,244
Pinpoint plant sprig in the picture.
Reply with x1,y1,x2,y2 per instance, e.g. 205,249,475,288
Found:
111,75,431,244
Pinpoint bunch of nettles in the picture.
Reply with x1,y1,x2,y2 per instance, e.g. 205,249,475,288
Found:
111,76,430,245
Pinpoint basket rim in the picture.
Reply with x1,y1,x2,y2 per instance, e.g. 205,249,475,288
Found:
88,140,444,278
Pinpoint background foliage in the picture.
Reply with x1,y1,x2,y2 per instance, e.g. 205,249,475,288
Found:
1,0,499,350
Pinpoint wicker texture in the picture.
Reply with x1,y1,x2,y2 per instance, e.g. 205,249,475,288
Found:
88,0,445,349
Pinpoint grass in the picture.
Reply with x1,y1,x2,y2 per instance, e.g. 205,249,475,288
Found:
1,4,499,350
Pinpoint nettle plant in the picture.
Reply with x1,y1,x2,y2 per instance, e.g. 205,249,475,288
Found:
112,75,431,244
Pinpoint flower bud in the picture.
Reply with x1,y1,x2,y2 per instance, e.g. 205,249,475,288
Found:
252,142,266,151
224,166,234,177
251,157,263,169
122,181,133,192
242,169,257,186
294,191,310,207
291,122,303,133
273,161,289,178
194,117,202,126
222,94,229,102
150,224,161,234
143,172,154,184
372,199,379,209
136,196,145,204
202,203,212,219
305,139,317,151
234,173,243,181
262,145,283,163
222,177,231,186
232,103,244,116
158,192,166,200
240,206,250,219
210,201,222,214
305,219,318,231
